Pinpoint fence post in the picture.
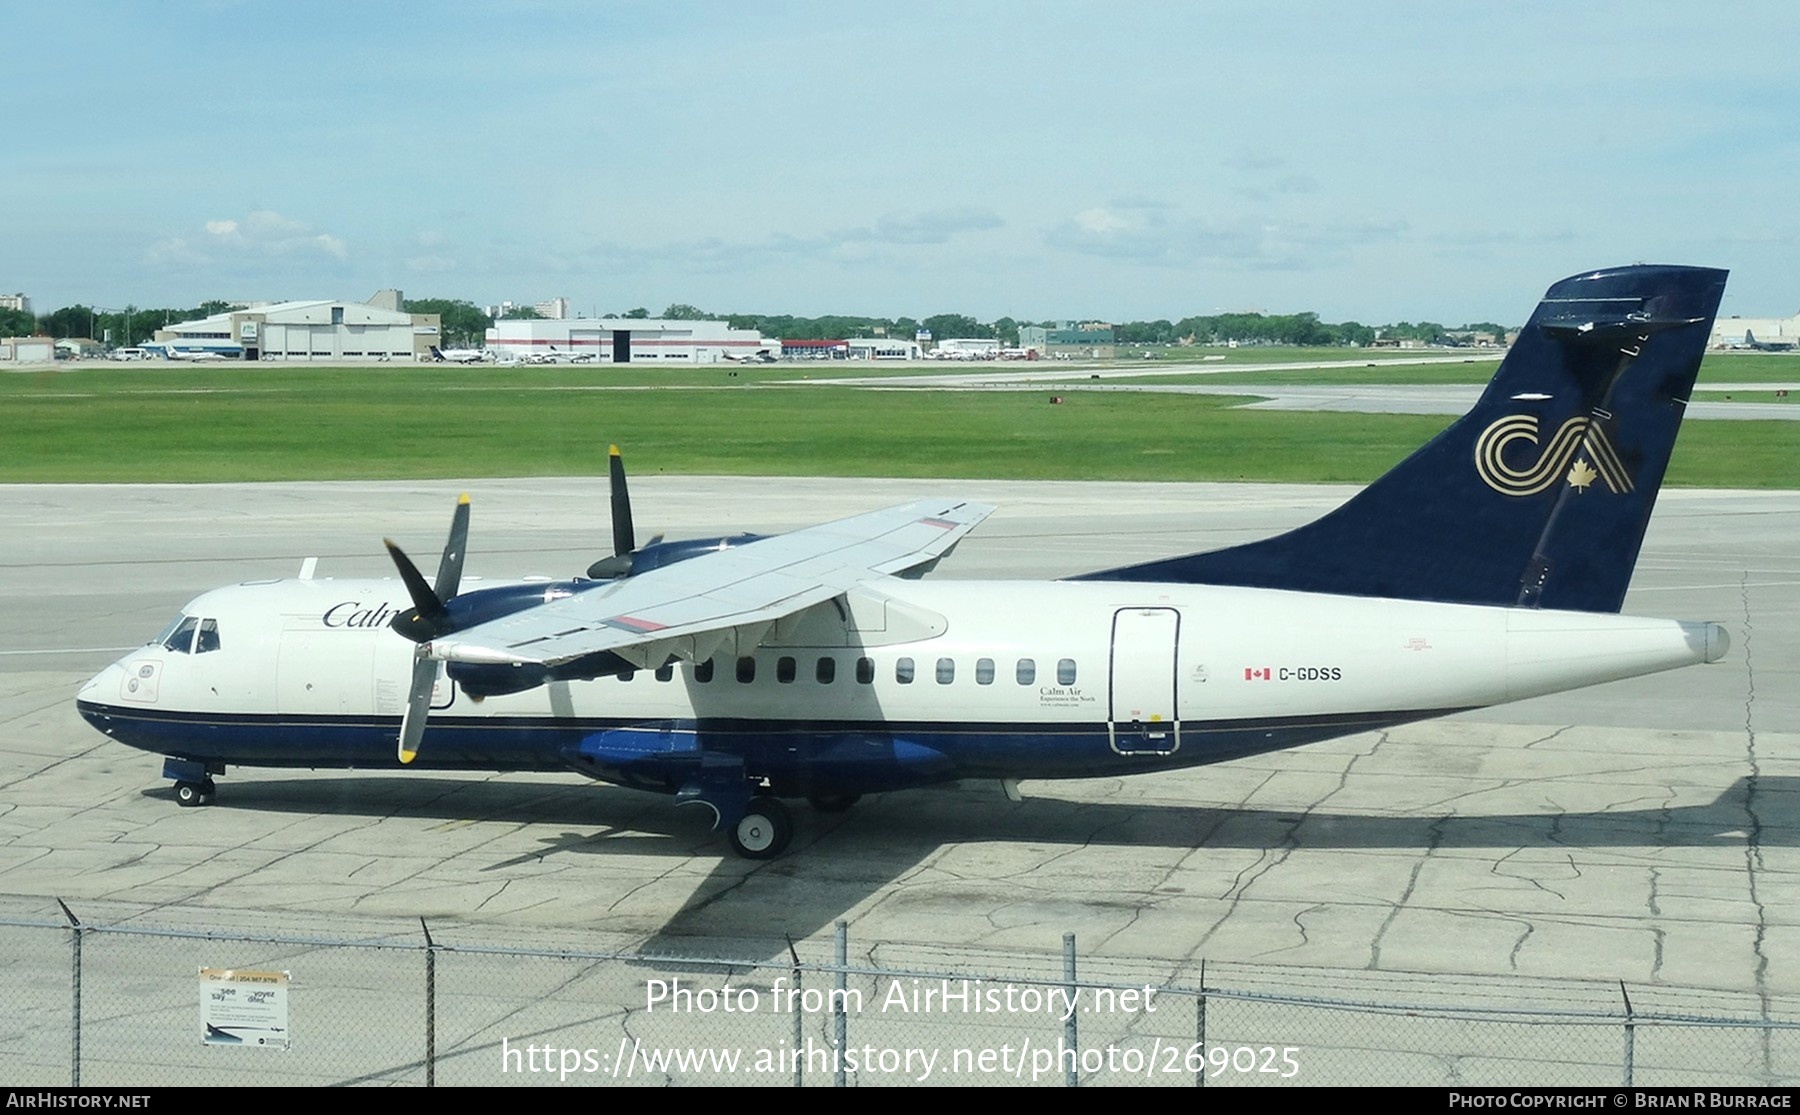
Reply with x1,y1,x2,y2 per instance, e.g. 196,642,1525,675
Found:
422,918,437,1088
835,920,848,1088
57,900,80,1088
1196,958,1206,1089
1620,981,1634,1087
1064,933,1079,1087
786,935,803,1088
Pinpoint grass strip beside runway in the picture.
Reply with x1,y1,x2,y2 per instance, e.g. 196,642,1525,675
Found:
0,366,1789,487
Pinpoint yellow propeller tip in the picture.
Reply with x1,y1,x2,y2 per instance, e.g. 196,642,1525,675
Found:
457,493,470,505
609,444,621,456
399,749,417,765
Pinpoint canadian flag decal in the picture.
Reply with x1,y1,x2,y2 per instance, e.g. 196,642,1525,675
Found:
1244,667,1271,681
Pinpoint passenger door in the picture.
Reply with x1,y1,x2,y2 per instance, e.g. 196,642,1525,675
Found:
1108,607,1180,755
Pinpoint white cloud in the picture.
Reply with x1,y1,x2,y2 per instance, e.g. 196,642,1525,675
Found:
146,210,350,266
1046,203,1405,271
582,207,1004,274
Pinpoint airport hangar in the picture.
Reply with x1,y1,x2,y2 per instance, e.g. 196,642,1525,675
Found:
1711,312,1800,346
484,316,777,363
147,290,442,361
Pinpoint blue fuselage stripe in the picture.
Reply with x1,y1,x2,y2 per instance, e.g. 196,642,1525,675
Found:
77,701,1464,792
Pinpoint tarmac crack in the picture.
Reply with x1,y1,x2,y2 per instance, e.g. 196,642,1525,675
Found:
1369,811,1446,970
0,737,112,795
1520,725,1574,751
1207,731,1386,960
1737,572,1773,1076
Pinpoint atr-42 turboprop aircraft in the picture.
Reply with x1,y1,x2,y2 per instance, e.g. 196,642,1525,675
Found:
78,265,1732,858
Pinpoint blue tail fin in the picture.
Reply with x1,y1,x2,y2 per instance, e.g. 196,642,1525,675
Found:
1077,264,1727,612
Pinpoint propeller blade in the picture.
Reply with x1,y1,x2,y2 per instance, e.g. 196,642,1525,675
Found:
390,495,473,764
397,652,439,764
386,494,472,644
609,445,635,557
385,539,447,642
435,493,471,600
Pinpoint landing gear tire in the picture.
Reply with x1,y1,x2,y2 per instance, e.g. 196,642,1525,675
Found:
807,793,861,813
728,796,792,859
174,779,215,807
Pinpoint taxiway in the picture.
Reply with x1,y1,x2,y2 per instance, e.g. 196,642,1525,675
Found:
1,478,1795,1001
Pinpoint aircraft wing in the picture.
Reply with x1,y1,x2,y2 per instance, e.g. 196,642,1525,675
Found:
426,498,995,669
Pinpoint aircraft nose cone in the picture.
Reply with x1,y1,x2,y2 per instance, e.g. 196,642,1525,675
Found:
78,660,133,706
78,663,117,702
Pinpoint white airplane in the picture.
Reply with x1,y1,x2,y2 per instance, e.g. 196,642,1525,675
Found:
161,343,233,362
722,348,777,364
77,264,1732,859
527,345,597,364
430,345,490,364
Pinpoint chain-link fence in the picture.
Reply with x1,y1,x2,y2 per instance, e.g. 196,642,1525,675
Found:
3,899,1793,1087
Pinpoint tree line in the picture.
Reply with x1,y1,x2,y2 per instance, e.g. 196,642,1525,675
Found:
7,302,237,348
12,297,1511,350
406,299,1511,350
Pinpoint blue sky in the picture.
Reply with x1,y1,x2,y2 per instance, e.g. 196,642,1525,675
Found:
9,1,1797,325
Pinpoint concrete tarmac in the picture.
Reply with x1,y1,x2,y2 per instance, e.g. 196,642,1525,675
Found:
1,477,1796,1007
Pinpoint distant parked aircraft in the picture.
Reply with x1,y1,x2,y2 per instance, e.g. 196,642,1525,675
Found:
430,346,490,364
1743,330,1795,352
159,344,232,362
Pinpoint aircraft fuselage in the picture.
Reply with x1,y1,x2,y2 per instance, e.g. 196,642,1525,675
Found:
77,575,1724,797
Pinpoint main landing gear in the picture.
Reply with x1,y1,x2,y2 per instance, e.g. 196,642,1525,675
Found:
722,793,864,858
174,779,216,807
727,796,793,859
674,760,867,859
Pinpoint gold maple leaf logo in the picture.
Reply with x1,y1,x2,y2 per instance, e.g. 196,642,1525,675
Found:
1567,458,1598,492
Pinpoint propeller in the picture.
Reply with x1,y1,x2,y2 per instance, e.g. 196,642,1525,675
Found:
587,444,663,579
385,493,471,764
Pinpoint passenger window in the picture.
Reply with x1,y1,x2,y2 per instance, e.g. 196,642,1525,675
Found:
195,618,221,654
693,659,715,683
976,658,994,685
895,657,915,684
1058,659,1077,685
856,657,874,684
777,656,797,684
1016,658,1035,685
816,657,836,684
162,616,198,654
655,664,674,682
736,657,757,684
936,658,955,684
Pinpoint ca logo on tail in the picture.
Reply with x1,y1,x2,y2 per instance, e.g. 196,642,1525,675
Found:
1474,415,1634,496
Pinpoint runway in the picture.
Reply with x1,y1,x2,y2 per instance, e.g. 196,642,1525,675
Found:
2,477,1796,1002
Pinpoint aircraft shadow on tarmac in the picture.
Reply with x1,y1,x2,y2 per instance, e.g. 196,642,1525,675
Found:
153,774,1796,949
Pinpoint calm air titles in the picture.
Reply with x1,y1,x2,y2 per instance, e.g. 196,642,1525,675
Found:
320,601,407,629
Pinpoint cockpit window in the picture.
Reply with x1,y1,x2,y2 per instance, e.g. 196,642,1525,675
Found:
154,615,220,654
160,616,198,654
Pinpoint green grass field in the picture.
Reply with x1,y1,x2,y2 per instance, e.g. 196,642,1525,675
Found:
1,363,1791,487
